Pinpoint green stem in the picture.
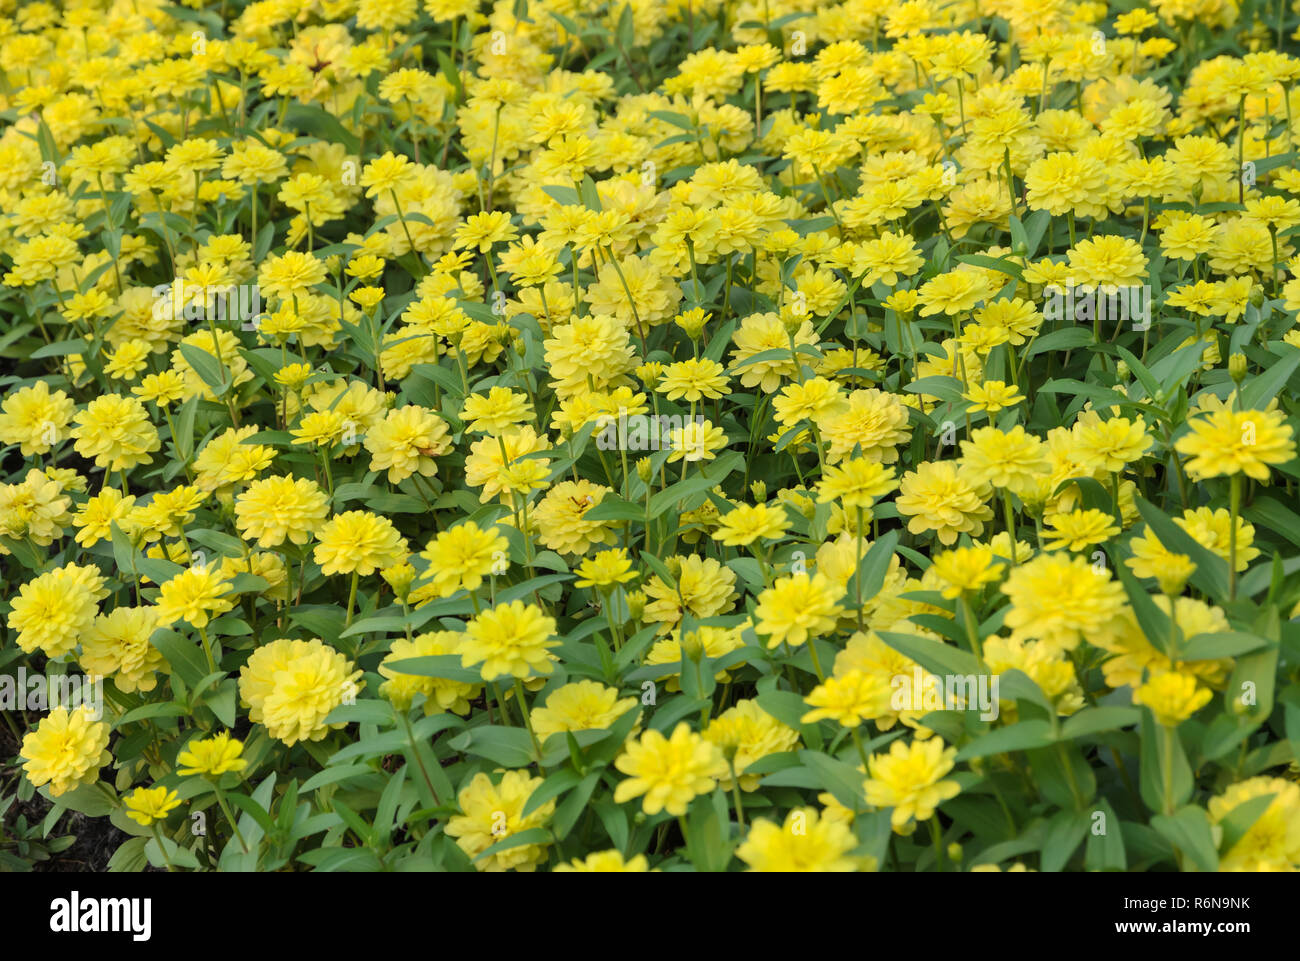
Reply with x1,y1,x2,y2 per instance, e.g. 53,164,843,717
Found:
150,824,176,872
212,784,250,854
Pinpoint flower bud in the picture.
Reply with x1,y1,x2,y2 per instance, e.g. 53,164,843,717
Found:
680,630,705,663
673,307,710,341
1229,353,1247,383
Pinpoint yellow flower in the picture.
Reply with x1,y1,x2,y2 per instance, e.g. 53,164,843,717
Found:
530,681,638,741
363,405,452,483
176,731,248,776
704,699,800,790
1208,777,1300,872
736,807,866,872
155,565,234,630
1126,530,1197,594
645,626,746,690
1072,412,1150,473
711,502,789,547
816,458,897,508
70,394,160,473
417,522,509,599
459,601,558,681
930,545,1005,598
446,771,554,872
815,388,912,464
573,548,638,589
730,311,818,392
543,315,636,398
801,670,892,727
379,631,479,715
313,511,408,576
123,785,183,826
1134,670,1213,727
666,419,728,463
72,489,136,548
613,723,729,816
555,850,651,872
80,607,165,693
642,555,738,633
465,427,551,503
916,270,990,316
960,425,1047,490
460,387,532,434
896,461,994,545
1042,508,1121,552
963,380,1024,414
864,738,962,831
7,563,106,657
657,358,730,401
20,707,111,798
239,638,362,745
1174,407,1295,481
1001,553,1126,653
1066,234,1148,287
1024,152,1107,217
754,573,844,649
235,475,330,548
453,210,518,252
532,480,619,555
0,381,74,456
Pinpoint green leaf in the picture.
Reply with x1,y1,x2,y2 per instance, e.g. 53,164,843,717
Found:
284,102,360,153
1115,561,1174,656
1224,642,1278,724
1134,497,1230,603
1151,806,1218,872
1240,345,1300,411
757,688,811,731
1028,327,1094,357
582,496,645,522
383,655,483,685
447,725,536,767
847,529,899,608
523,769,582,818
1138,710,1192,814
876,631,981,677
955,720,1054,760
1040,808,1089,872
474,827,552,863
649,451,743,515
903,376,964,402
797,749,864,809
1084,798,1127,871
1059,706,1141,741
1244,497,1300,549
1180,631,1268,661
179,342,230,397
1216,791,1276,859
149,628,211,688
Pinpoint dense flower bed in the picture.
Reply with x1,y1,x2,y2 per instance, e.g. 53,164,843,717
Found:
1,0,1300,873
